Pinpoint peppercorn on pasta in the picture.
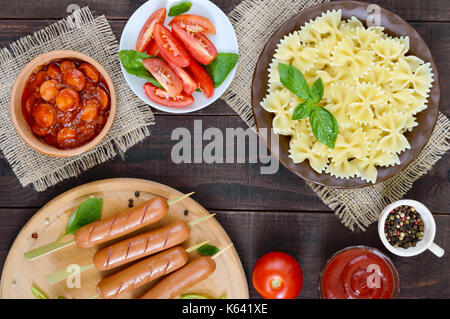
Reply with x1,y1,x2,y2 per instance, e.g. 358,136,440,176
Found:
261,9,434,183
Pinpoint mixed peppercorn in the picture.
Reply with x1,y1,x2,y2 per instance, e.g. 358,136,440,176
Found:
384,205,424,249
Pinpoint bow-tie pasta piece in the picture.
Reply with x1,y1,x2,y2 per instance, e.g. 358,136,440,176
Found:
261,9,434,183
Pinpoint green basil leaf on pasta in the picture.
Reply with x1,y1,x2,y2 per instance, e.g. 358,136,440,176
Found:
278,63,310,100
310,78,324,103
309,107,338,149
292,102,314,120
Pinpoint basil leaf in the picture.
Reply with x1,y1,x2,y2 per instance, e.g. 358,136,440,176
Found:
64,197,103,236
168,1,192,17
204,53,239,88
292,102,314,120
278,63,310,100
310,78,324,103
309,107,338,149
197,243,219,256
119,50,162,88
31,285,48,299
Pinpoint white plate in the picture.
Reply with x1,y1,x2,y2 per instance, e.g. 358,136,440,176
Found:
119,0,239,114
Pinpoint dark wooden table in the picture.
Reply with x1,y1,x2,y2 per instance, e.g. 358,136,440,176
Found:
0,0,448,299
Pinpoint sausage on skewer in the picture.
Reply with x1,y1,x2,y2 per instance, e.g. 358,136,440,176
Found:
94,221,191,271
97,246,189,299
76,197,169,248
139,256,216,299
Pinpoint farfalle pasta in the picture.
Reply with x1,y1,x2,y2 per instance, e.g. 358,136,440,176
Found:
261,9,434,183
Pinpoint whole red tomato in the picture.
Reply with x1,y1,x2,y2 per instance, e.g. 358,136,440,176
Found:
252,252,303,299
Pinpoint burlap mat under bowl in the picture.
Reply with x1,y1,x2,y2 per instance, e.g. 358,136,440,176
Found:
0,7,155,192
223,0,450,231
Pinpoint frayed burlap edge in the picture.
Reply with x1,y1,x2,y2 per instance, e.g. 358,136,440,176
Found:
223,0,450,231
0,7,155,192
308,114,450,231
224,0,327,130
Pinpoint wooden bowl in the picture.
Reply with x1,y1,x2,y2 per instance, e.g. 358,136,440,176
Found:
251,0,440,188
10,50,116,157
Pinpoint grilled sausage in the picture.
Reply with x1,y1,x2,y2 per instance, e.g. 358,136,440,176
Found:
97,246,189,299
139,256,216,299
75,197,168,248
93,221,190,271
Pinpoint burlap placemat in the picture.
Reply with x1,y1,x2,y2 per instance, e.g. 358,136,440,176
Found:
0,7,155,192
223,0,450,231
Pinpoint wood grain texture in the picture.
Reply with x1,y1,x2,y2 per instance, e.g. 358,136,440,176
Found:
0,179,248,299
0,0,448,299
0,19,448,117
0,115,448,212
213,211,450,299
0,0,448,21
1,208,448,298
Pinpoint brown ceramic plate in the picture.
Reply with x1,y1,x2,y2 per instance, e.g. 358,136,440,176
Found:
251,0,440,188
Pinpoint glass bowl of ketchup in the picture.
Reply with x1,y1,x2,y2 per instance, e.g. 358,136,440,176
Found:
318,246,400,299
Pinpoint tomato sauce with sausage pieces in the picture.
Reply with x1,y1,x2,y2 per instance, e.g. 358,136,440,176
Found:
22,59,110,150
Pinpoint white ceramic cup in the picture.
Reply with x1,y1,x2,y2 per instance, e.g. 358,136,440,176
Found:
378,199,444,257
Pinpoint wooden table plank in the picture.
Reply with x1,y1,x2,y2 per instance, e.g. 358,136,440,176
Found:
0,19,448,118
0,0,448,21
0,208,448,298
0,114,448,212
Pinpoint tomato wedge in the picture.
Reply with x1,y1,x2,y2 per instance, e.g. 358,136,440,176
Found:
154,23,191,68
171,65,198,95
171,23,217,65
143,83,194,108
146,40,160,56
169,14,216,35
187,60,214,98
142,58,183,97
136,8,166,52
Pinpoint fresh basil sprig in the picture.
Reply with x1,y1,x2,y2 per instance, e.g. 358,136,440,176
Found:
204,53,239,88
278,63,338,149
168,1,192,17
59,197,103,241
119,50,162,88
197,243,219,256
119,50,239,91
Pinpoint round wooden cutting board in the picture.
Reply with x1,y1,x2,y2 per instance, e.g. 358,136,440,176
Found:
0,178,249,299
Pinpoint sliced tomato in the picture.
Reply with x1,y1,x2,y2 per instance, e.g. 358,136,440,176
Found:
146,40,160,56
143,83,194,108
171,64,198,95
187,60,214,98
142,58,183,97
169,14,216,35
154,23,191,68
136,8,166,52
171,23,217,65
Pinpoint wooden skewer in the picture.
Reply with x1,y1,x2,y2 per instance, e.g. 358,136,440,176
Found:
24,192,195,261
212,243,234,259
45,214,216,284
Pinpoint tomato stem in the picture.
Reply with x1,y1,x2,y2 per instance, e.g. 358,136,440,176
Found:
271,278,282,289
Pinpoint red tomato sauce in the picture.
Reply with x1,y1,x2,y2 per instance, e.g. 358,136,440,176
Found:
22,58,110,150
320,247,397,299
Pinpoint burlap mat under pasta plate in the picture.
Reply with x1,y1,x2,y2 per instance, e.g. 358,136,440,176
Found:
222,0,450,231
0,7,155,192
